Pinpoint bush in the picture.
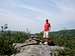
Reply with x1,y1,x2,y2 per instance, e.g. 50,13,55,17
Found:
0,37,17,56
0,31,29,56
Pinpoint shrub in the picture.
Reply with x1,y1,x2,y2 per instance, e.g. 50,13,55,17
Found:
0,37,17,56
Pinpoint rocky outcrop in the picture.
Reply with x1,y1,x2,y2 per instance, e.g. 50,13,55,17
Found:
12,38,64,56
12,44,64,56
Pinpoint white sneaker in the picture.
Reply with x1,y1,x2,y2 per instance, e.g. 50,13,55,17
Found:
39,42,42,45
43,42,48,45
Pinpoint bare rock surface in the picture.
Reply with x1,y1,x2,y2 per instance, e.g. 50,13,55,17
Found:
12,39,64,56
12,44,64,56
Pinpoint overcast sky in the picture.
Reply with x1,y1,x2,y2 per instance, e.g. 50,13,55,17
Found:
0,0,75,33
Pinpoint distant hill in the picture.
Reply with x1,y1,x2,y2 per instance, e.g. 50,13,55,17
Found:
49,29,75,38
35,29,75,38
35,29,75,50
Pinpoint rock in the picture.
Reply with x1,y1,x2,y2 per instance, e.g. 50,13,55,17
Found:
12,38,64,56
11,44,64,56
25,38,37,44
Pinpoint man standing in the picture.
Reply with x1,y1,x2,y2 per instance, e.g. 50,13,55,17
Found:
43,19,51,44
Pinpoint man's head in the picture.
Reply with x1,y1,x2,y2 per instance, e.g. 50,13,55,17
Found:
46,19,48,23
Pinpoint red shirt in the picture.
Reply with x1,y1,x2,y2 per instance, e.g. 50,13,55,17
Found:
44,22,51,31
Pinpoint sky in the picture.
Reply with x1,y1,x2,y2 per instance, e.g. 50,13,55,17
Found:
0,0,75,33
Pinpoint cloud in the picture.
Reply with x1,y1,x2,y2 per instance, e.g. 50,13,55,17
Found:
17,4,51,17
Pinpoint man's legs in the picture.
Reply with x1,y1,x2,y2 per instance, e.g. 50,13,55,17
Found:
43,31,49,38
46,31,49,38
43,31,49,44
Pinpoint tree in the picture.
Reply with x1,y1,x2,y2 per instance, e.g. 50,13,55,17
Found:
1,24,8,32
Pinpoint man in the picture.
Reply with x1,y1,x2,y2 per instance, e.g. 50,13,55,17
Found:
43,19,51,44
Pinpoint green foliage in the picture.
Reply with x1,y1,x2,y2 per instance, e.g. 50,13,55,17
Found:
36,29,75,56
0,31,29,55
0,37,17,56
0,31,29,43
35,32,43,40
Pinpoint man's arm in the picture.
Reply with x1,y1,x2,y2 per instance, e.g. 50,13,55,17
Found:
49,23,51,31
49,23,51,27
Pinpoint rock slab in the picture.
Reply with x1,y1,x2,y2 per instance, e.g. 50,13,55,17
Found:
12,44,64,56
